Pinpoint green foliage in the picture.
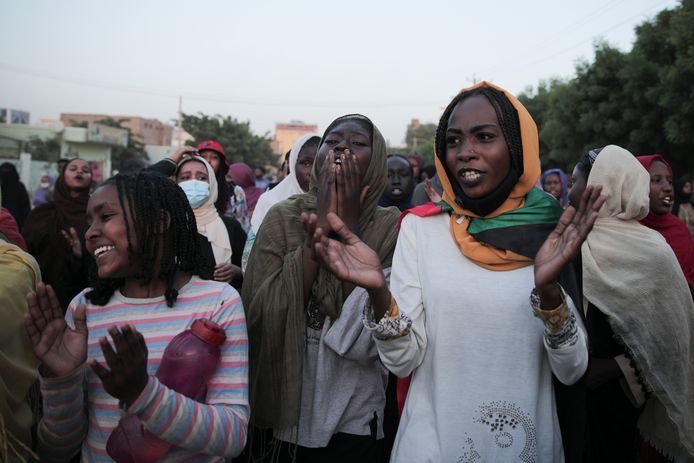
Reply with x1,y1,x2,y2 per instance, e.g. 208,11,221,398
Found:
182,113,275,168
404,122,438,166
25,135,61,161
518,0,694,175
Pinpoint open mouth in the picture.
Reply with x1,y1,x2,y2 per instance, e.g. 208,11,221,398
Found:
458,168,484,185
93,245,115,260
391,187,403,195
662,196,673,207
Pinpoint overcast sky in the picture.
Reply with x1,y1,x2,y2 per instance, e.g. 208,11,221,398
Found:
0,0,680,147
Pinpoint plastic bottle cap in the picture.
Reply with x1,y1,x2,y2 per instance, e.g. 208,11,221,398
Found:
191,319,227,346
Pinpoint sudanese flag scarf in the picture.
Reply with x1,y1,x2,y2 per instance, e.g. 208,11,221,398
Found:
402,81,564,271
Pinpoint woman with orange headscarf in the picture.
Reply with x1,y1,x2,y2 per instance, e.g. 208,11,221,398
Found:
309,82,604,462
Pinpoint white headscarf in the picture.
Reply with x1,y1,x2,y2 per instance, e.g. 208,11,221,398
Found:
581,145,694,461
177,157,232,265
250,133,320,234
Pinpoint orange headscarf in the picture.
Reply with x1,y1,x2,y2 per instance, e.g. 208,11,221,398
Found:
434,81,541,271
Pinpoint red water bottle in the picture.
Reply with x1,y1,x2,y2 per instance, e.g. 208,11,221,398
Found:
106,319,226,462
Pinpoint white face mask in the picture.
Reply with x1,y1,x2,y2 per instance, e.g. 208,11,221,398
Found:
179,179,210,209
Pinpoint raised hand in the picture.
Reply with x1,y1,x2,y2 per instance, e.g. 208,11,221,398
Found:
424,177,442,203
61,227,82,258
91,325,149,407
24,282,88,377
314,212,385,291
335,150,370,235
534,185,605,306
169,145,197,164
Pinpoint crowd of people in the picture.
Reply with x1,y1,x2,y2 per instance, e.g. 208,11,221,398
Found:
1,81,693,463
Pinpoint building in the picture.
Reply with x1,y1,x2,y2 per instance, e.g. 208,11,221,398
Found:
60,113,172,146
272,121,319,157
0,120,128,189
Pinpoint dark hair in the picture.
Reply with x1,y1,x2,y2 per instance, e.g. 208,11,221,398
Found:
575,147,604,177
434,86,523,216
214,164,230,215
86,171,212,307
421,164,436,179
387,153,412,166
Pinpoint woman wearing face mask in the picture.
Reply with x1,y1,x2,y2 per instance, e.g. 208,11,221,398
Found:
309,82,605,462
22,158,93,311
175,156,243,288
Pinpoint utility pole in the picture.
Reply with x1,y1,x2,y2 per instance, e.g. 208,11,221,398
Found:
177,95,183,147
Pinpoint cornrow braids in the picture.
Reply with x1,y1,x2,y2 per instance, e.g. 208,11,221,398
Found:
434,86,525,216
86,171,213,307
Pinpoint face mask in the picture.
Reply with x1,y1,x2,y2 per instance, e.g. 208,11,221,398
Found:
179,179,210,209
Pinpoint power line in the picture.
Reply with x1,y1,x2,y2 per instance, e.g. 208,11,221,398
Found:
0,62,441,109
480,0,673,79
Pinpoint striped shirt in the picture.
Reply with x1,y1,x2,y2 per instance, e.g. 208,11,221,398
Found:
38,277,249,462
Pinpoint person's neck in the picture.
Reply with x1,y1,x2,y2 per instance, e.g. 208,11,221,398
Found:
121,270,192,300
69,188,85,198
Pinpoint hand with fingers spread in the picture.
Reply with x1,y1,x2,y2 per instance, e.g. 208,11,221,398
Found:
424,178,442,203
316,151,338,233
314,212,386,291
534,185,606,307
24,282,88,377
91,325,149,407
335,150,369,235
61,226,83,258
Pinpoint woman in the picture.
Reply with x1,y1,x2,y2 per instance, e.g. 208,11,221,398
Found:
33,173,54,207
0,162,31,230
243,114,399,461
636,155,694,293
309,82,607,462
567,146,694,462
175,155,244,288
227,162,265,215
542,168,570,208
673,175,694,237
25,171,249,461
22,158,92,311
250,134,321,234
243,134,320,270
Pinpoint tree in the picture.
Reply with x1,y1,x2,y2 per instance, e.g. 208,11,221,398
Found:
404,122,438,166
24,135,61,162
182,113,275,168
518,0,694,175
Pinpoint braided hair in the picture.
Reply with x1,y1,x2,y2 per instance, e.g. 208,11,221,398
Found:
434,86,524,216
86,171,212,307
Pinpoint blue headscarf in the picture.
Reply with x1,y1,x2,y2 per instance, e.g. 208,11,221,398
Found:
541,168,569,208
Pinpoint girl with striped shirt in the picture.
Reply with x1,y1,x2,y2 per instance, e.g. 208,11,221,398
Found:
24,171,249,462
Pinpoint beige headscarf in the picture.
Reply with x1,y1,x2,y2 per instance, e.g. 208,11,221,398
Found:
176,157,232,265
581,145,694,461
